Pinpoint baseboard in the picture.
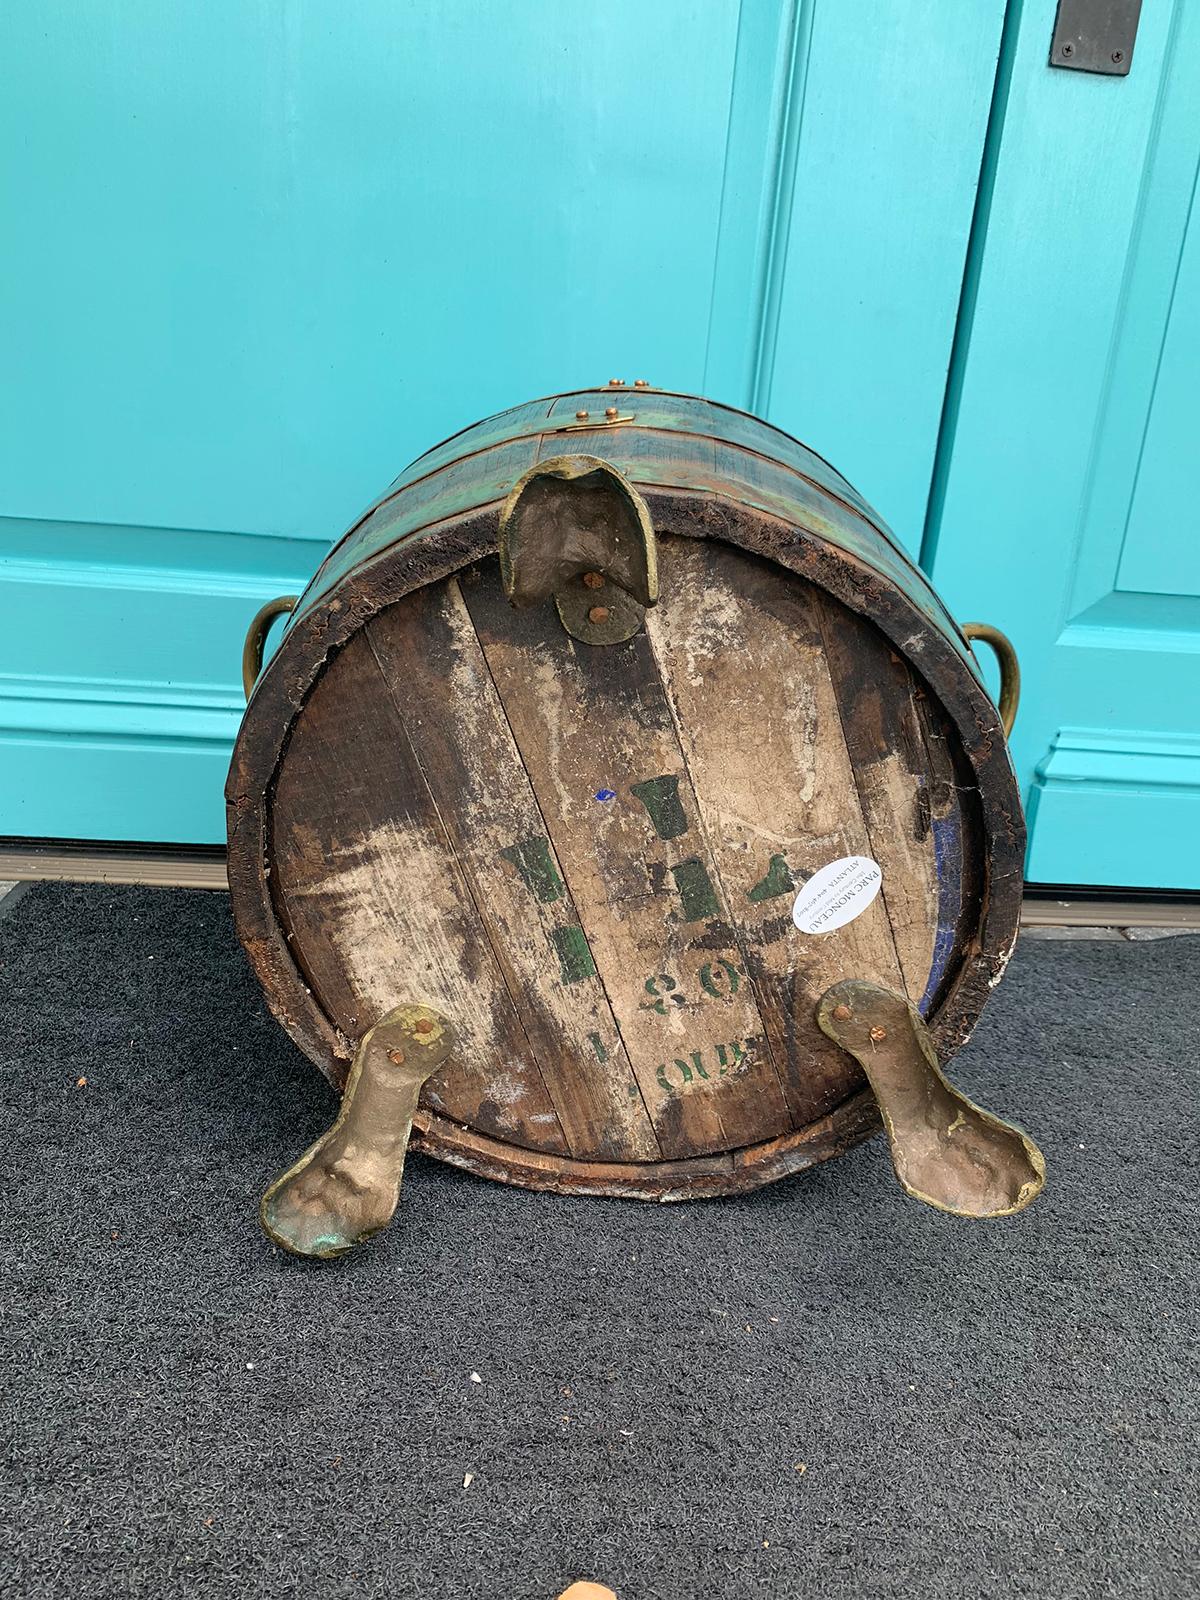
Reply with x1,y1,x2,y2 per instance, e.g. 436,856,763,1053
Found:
1027,726,1200,890
0,840,229,890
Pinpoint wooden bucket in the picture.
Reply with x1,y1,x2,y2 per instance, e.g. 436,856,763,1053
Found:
228,386,1026,1210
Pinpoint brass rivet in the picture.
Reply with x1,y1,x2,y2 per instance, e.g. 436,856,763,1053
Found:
582,571,605,589
832,1003,851,1022
634,378,649,387
869,1026,888,1043
575,410,589,420
605,406,619,419
414,1020,434,1035
387,1047,406,1065
608,378,624,387
588,605,610,624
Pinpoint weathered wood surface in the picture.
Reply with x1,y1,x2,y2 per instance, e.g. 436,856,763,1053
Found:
365,579,661,1162
270,627,569,1153
257,537,986,1182
645,539,924,1125
229,390,1025,1198
460,558,792,1161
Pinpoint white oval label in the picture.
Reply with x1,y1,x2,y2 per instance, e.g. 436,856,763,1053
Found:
792,855,883,935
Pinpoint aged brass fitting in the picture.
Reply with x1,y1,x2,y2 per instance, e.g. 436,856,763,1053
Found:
817,980,1044,1220
498,454,658,646
241,595,300,700
260,1003,456,1259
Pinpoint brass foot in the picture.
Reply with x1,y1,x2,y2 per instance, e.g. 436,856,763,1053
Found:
816,981,1044,1219
261,1004,455,1259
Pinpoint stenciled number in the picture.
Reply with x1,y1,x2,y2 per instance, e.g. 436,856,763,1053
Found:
640,959,742,1016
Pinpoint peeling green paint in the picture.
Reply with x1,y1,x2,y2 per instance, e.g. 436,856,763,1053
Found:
642,972,684,1015
715,1039,747,1074
748,853,795,903
670,858,719,921
700,958,741,998
550,924,597,984
654,1040,749,1093
501,836,564,903
630,775,689,840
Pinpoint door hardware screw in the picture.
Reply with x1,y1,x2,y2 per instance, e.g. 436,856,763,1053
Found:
1111,50,1123,63
588,606,610,624
582,571,605,589
1061,42,1073,56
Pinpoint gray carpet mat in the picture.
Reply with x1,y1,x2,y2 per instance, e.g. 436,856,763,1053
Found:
1,883,1196,1600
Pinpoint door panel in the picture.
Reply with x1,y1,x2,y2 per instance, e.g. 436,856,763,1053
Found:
0,2,1002,842
926,0,1200,889
761,0,1007,548
1117,214,1200,597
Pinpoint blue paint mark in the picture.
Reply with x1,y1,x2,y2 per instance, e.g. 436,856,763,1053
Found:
920,804,962,1016
595,788,616,802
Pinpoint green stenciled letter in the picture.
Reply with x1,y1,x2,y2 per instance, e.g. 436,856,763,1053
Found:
669,858,720,922
500,836,564,904
630,775,689,840
700,958,740,998
550,924,597,984
748,854,795,903
716,1039,748,1075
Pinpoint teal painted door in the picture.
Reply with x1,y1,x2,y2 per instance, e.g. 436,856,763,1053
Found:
926,0,1200,889
0,3,1005,845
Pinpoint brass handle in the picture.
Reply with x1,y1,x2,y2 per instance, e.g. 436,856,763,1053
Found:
242,596,299,700
961,622,1020,738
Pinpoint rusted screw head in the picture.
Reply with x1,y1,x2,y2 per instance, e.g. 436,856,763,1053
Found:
582,570,605,589
832,1003,852,1022
588,605,610,625
575,410,589,420
868,1025,888,1043
605,406,619,419
413,1019,435,1035
387,1047,406,1065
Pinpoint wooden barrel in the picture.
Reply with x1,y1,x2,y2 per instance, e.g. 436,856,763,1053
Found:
227,386,1024,1200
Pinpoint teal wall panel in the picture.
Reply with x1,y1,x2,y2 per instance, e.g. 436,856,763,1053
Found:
760,0,1006,549
925,0,1200,889
1,0,744,539
0,2,1001,845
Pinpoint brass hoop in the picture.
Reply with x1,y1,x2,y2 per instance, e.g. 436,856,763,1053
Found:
242,596,299,701
961,622,1020,738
